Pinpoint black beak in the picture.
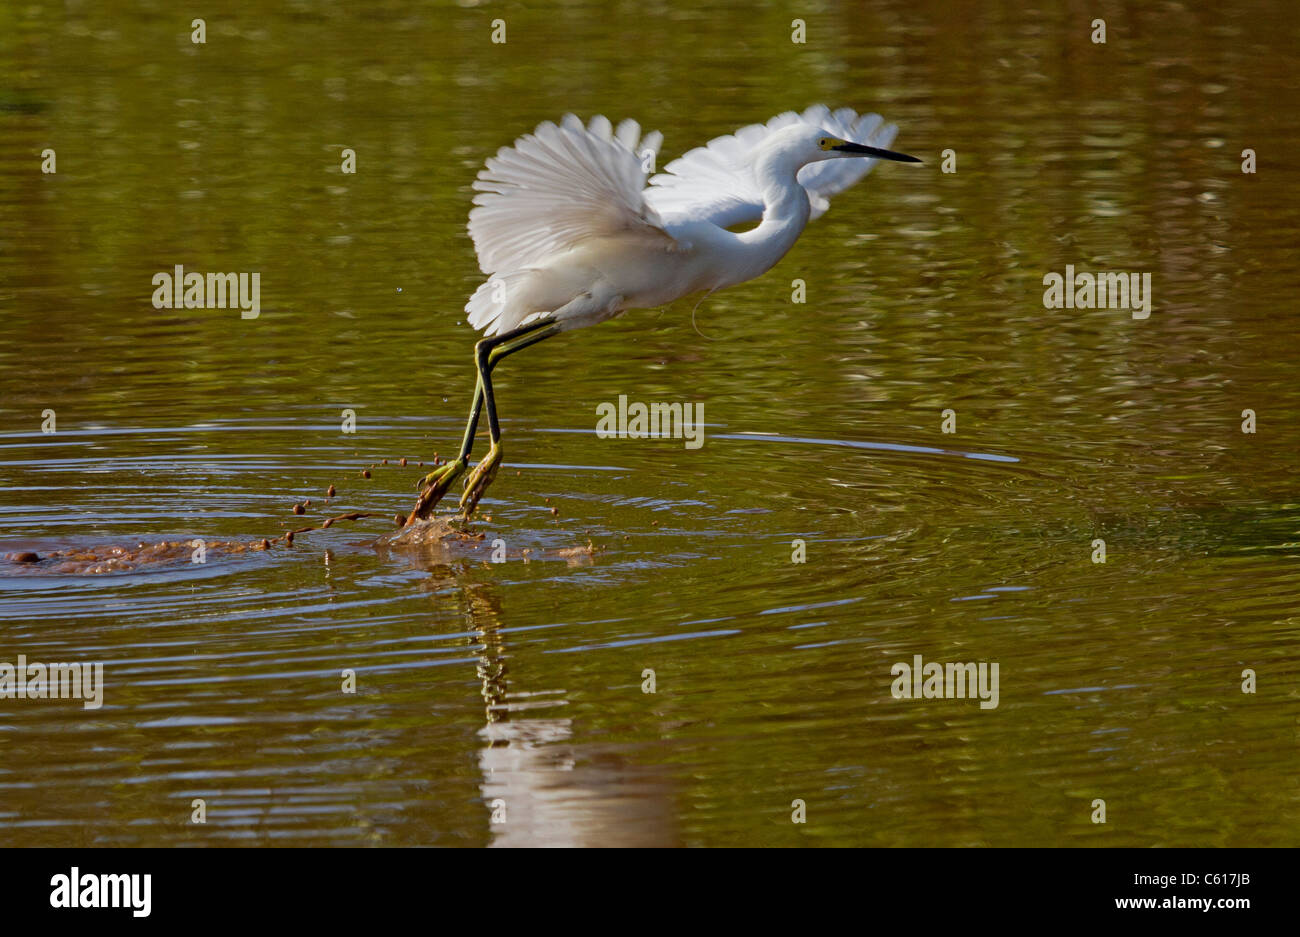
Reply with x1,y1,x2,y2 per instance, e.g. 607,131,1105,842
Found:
832,141,921,163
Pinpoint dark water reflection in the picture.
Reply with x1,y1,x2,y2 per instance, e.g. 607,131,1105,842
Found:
0,1,1297,846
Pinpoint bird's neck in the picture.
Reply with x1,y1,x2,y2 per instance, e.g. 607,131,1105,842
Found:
730,154,811,283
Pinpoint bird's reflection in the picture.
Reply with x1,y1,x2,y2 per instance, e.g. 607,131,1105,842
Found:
392,541,678,847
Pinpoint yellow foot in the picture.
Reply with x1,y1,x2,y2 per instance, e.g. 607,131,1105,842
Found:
408,458,466,523
458,443,503,519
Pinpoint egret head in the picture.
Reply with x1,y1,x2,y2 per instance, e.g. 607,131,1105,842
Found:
760,124,921,172
811,130,920,165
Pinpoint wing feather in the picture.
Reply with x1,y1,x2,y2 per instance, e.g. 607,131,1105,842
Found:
468,115,669,276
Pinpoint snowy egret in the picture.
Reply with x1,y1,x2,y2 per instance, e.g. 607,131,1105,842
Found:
410,104,920,522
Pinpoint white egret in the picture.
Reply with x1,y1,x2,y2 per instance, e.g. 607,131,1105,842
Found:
410,104,920,522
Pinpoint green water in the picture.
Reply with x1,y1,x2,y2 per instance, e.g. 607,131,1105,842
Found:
0,0,1297,846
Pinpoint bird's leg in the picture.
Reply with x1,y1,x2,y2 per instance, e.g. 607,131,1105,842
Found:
408,319,560,523
409,376,483,522
458,319,561,518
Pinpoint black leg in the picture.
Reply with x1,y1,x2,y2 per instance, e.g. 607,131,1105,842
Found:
457,319,562,517
475,318,560,445
409,318,559,522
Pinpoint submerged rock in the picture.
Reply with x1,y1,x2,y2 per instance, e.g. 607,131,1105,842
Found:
376,516,484,548
373,516,600,569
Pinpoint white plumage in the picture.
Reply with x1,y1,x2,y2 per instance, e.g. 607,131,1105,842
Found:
412,106,918,521
467,114,667,278
465,105,915,336
646,105,896,226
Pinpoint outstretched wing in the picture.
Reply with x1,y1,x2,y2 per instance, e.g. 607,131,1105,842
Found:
468,114,670,275
644,105,898,227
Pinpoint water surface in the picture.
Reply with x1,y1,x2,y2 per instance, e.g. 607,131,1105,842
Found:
1,0,1297,846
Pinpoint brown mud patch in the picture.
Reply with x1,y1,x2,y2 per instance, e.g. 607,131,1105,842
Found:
3,456,598,575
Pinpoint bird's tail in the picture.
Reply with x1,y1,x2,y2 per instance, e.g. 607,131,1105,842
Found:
465,270,541,337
